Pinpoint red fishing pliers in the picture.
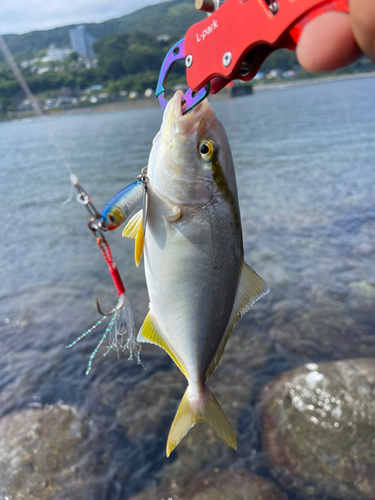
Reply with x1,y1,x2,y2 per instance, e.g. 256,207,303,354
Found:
156,0,349,114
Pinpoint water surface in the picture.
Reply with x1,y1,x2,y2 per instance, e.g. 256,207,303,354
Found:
1,77,375,499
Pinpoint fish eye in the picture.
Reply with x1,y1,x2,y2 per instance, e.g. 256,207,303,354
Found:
198,139,216,162
108,214,116,223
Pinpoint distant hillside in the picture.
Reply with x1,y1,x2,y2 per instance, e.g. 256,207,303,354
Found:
2,0,204,61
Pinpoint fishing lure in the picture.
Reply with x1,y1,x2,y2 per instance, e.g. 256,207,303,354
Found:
102,167,148,231
66,171,148,374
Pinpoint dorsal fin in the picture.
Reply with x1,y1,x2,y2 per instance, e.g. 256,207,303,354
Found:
205,261,269,380
122,209,144,267
231,261,269,321
138,312,188,378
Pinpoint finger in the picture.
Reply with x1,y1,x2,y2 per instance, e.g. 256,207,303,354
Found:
296,11,362,72
350,0,375,61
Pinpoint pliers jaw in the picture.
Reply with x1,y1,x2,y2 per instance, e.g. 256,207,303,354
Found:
155,38,210,115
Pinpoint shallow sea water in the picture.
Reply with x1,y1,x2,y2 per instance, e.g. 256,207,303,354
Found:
1,77,375,499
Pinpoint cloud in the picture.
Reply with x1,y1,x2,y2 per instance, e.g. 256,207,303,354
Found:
0,0,163,35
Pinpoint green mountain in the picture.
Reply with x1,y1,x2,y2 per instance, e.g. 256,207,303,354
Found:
1,0,204,62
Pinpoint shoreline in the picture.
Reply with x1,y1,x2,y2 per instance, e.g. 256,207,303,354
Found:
253,70,375,92
1,71,374,123
79,71,375,115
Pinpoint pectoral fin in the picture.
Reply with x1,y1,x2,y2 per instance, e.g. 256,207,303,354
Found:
122,209,144,267
164,206,182,222
137,313,188,378
160,198,182,222
205,261,269,380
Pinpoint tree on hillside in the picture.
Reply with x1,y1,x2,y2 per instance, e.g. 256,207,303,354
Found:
94,35,129,79
94,32,165,79
66,51,79,63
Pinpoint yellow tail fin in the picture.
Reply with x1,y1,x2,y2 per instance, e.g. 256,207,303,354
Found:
166,385,236,456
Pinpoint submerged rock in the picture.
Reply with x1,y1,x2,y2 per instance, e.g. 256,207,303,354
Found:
129,469,288,500
0,404,97,500
116,368,185,438
269,305,371,361
260,358,375,499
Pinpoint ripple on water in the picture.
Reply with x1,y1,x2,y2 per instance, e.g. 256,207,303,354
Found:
1,77,375,497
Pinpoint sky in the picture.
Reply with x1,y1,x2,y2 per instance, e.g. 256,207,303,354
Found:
0,0,164,35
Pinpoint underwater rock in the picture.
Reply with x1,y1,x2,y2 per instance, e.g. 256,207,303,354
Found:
0,404,97,500
348,280,375,310
269,306,372,360
116,369,185,438
129,469,288,500
261,358,375,499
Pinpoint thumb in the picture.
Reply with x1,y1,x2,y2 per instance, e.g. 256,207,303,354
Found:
349,0,375,61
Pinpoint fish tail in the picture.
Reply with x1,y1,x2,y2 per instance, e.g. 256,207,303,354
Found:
166,385,237,456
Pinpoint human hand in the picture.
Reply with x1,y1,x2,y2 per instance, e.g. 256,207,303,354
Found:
296,0,375,72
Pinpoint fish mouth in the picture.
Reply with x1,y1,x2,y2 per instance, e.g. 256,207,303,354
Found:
165,90,210,138
170,90,203,119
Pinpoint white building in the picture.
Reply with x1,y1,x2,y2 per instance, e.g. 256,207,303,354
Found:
37,67,51,75
46,45,72,62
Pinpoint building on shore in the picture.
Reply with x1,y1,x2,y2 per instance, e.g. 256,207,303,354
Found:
69,25,96,59
46,44,72,62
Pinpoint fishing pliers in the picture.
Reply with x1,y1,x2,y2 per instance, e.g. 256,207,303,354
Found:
156,0,349,114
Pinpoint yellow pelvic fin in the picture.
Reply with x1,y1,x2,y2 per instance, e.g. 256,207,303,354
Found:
122,209,144,267
205,261,269,380
137,313,188,378
167,385,237,457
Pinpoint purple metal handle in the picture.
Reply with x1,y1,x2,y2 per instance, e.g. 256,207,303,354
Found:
156,38,210,115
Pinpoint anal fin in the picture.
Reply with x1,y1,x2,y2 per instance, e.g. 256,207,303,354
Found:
138,313,188,378
205,261,269,380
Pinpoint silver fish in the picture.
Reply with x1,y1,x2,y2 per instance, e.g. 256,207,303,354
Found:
123,91,269,455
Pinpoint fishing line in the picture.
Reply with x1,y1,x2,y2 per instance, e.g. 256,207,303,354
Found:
0,33,74,199
0,34,142,373
47,131,76,204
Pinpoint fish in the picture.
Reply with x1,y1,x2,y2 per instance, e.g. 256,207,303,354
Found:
123,90,269,456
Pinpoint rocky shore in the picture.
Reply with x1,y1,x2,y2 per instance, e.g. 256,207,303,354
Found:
2,356,375,499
